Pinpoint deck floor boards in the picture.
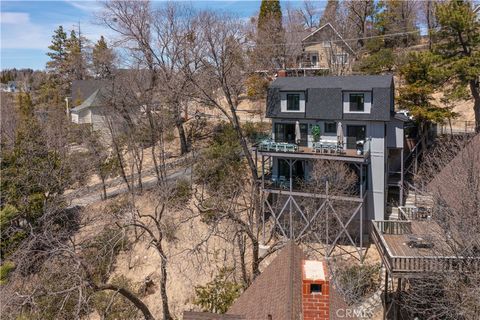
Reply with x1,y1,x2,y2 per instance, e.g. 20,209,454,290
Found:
382,221,450,257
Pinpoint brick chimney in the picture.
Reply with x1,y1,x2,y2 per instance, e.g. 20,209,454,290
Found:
277,69,287,77
302,260,329,320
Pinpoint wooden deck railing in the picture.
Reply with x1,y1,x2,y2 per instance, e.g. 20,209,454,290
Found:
371,221,480,276
373,220,412,235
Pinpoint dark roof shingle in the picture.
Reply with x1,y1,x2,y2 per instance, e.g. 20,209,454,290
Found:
271,75,393,91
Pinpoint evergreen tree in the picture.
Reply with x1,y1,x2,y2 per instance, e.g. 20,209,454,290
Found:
92,36,114,79
398,52,457,147
258,0,282,29
376,0,420,48
65,30,86,81
433,0,480,132
0,93,68,257
46,26,87,96
46,26,68,75
255,0,285,71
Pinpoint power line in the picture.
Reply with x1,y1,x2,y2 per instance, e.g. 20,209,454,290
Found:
248,28,426,48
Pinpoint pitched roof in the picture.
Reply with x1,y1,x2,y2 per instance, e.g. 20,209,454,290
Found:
270,74,393,91
227,242,305,320
302,23,355,55
71,87,108,113
71,79,110,103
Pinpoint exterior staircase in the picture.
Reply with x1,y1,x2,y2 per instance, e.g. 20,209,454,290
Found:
386,184,434,221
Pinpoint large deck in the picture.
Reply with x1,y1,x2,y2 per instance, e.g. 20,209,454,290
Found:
371,220,479,277
254,145,370,163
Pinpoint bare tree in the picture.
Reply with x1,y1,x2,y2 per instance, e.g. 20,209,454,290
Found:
299,0,321,29
1,204,155,320
400,135,480,319
344,0,375,49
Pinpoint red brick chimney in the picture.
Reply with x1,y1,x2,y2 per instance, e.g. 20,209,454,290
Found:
302,260,330,320
277,69,287,77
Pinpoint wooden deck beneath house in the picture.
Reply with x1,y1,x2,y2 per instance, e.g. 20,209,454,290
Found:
371,220,479,277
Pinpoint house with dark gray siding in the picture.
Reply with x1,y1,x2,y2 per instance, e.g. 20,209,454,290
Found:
256,74,406,244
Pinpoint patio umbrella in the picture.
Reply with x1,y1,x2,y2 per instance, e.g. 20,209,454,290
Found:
295,121,301,144
337,122,344,146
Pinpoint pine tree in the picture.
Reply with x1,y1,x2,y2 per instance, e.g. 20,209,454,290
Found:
258,0,282,29
65,30,86,81
433,0,480,132
398,52,457,147
255,0,285,71
376,0,419,48
92,36,114,79
46,26,68,75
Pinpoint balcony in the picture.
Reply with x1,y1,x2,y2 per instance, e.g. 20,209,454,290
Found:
371,220,480,276
254,138,371,163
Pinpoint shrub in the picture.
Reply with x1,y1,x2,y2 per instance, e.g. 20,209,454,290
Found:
311,125,321,142
245,74,269,100
194,268,243,314
0,260,15,284
242,121,270,143
330,261,381,305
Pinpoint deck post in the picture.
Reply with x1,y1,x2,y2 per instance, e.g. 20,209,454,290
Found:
383,269,389,320
400,149,404,205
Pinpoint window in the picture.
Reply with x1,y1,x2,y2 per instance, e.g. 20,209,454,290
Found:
324,122,336,134
286,94,300,111
333,53,348,64
310,283,322,294
349,93,364,111
322,41,331,47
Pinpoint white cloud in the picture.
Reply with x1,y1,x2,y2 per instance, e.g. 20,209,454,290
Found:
1,12,50,49
1,12,30,24
65,1,102,12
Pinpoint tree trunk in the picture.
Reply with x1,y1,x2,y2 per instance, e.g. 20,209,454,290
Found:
469,80,480,133
176,121,189,155
101,175,107,200
155,242,172,320
96,284,155,320
237,234,249,286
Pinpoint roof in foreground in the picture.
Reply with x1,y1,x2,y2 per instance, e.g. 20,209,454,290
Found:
270,74,393,91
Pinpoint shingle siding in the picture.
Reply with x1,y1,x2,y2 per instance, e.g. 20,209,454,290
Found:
267,75,394,122
306,88,342,119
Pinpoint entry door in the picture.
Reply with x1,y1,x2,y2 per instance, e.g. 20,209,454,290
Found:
346,125,366,149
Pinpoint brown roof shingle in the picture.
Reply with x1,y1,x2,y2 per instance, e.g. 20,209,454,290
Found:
227,242,305,320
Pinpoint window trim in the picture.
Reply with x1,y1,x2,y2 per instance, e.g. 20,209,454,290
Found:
349,93,365,112
286,93,300,111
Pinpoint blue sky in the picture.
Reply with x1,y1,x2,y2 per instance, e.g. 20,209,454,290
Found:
1,0,315,70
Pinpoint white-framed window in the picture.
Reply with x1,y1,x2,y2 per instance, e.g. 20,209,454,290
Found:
286,94,300,111
280,91,305,113
349,93,364,112
322,41,331,47
333,53,348,64
343,91,371,114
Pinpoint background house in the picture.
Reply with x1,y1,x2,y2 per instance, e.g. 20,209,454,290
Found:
69,79,111,131
296,23,355,75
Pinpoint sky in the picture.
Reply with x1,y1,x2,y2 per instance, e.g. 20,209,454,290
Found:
1,0,315,71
